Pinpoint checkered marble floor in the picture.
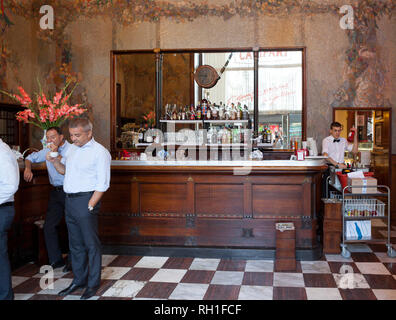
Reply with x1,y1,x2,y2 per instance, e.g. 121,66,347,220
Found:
11,242,396,300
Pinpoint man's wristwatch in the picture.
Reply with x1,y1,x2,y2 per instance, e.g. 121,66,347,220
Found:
335,163,339,169
88,205,94,212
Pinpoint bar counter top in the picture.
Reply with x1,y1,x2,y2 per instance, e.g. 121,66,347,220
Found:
21,159,328,171
111,159,328,171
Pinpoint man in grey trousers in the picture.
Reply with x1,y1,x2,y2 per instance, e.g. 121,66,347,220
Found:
0,138,20,300
49,118,111,300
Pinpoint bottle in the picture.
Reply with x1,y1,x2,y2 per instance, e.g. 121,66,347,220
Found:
219,105,224,120
190,105,195,120
138,128,145,143
236,102,242,120
217,129,222,144
172,105,177,120
227,128,232,144
164,104,170,120
201,99,207,119
230,103,236,120
206,105,211,120
196,104,202,120
242,105,249,120
181,106,186,120
207,128,213,145
211,128,217,144
212,104,218,120
347,125,355,143
177,106,182,120
263,127,268,143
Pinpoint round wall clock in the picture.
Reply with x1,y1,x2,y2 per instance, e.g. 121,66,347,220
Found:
194,65,220,89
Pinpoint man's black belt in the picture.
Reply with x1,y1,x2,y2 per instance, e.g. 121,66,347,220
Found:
65,191,94,198
0,201,14,208
53,186,64,192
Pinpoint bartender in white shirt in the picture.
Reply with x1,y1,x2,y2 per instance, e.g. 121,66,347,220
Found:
48,118,111,300
0,138,20,300
322,121,358,169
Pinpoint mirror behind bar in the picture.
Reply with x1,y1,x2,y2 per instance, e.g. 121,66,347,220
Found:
111,48,305,154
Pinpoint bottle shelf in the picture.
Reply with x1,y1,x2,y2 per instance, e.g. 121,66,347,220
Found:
160,119,248,124
160,120,202,124
136,143,251,147
205,120,249,124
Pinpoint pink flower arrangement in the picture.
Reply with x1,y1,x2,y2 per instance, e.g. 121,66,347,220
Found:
0,81,87,130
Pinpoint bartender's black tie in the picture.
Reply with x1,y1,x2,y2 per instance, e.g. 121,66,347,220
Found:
333,139,340,143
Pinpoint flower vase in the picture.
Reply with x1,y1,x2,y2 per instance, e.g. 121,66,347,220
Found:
41,129,47,149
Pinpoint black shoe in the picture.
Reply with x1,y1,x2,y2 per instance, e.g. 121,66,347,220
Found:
80,287,99,300
62,262,72,273
50,259,66,269
58,283,86,296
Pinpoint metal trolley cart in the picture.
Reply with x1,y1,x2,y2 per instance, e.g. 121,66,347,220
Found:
340,185,395,258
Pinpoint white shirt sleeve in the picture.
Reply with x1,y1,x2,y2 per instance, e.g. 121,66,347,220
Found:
94,148,111,192
60,145,72,165
0,151,20,204
25,149,48,164
322,138,329,155
345,142,353,152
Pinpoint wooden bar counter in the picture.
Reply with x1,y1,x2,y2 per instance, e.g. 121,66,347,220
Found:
101,159,326,260
11,159,327,265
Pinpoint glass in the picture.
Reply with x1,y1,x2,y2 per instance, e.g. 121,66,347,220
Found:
162,53,192,108
114,53,156,147
258,50,303,148
195,52,254,113
112,49,305,152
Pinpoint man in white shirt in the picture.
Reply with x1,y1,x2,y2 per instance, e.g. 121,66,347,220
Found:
322,121,358,169
0,138,20,300
48,118,111,300
24,127,71,271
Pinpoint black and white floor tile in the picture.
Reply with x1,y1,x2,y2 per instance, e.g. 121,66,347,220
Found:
11,241,396,300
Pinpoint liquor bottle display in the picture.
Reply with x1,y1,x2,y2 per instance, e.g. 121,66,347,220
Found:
162,100,251,122
159,100,256,146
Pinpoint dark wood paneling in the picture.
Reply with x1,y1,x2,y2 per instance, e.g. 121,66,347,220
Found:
195,184,244,217
140,183,187,214
100,182,131,214
252,184,304,216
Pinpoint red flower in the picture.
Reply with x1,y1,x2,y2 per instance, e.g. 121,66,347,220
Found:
39,109,48,122
53,91,63,105
1,81,87,130
17,86,32,105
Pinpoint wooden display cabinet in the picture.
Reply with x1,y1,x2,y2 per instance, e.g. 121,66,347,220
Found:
0,102,29,151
